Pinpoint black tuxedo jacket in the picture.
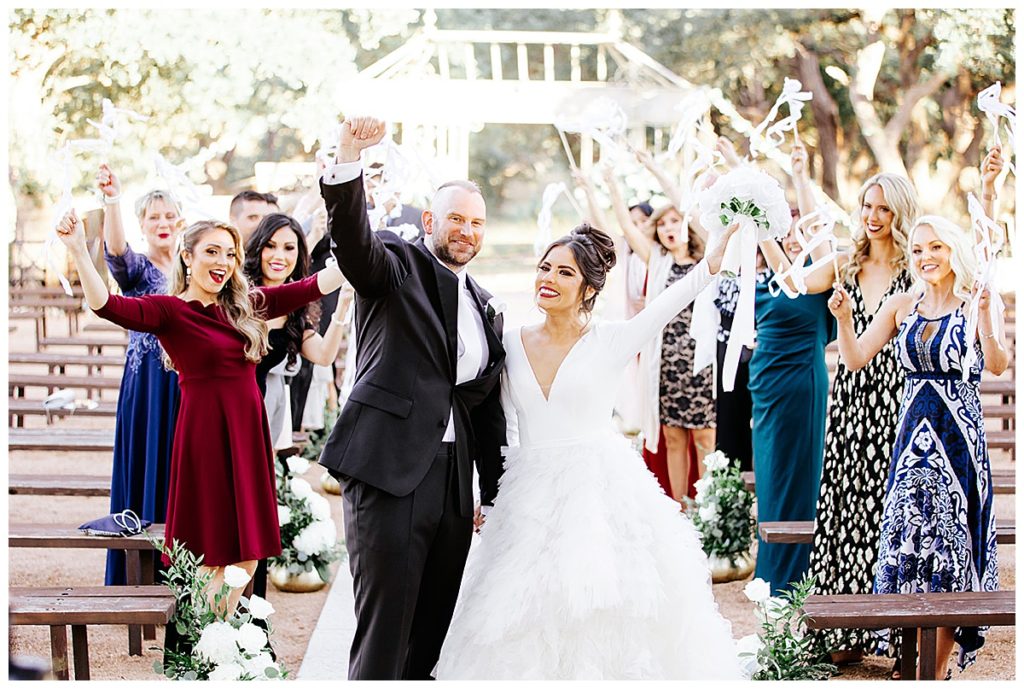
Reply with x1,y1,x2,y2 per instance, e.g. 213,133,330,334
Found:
317,174,506,517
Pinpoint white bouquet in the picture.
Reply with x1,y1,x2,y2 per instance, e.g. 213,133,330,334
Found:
698,166,792,276
271,456,343,585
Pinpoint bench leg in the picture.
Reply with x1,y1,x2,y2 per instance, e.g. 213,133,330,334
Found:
49,625,70,680
71,625,90,681
142,552,156,640
126,551,143,655
919,627,937,681
900,627,917,681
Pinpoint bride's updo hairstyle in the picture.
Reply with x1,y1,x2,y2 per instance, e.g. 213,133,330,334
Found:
540,223,617,314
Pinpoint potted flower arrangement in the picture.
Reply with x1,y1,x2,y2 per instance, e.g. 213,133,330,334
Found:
269,455,343,592
736,576,837,680
153,539,285,680
685,450,756,582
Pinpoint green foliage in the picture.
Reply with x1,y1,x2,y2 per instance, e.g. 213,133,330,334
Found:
745,576,838,681
684,452,755,559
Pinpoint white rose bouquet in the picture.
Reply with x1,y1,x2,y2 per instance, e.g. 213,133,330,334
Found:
271,455,343,586
152,540,285,680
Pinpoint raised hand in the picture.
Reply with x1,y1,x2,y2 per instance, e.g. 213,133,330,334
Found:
981,145,1004,191
974,284,992,316
96,163,121,199
337,116,386,162
715,136,742,169
791,141,809,180
828,282,853,322
705,222,740,275
55,209,88,253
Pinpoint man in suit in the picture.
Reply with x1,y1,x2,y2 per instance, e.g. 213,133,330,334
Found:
318,117,507,680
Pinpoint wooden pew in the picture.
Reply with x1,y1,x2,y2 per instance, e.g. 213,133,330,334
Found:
9,524,166,654
37,336,127,356
9,429,115,452
9,586,174,679
8,352,124,375
9,474,111,497
8,399,118,427
801,590,1014,681
741,467,1015,494
759,519,1015,544
9,373,122,400
9,297,85,337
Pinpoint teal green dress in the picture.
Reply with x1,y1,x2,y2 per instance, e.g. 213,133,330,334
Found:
749,272,834,595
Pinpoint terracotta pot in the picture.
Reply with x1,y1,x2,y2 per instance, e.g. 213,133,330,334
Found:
709,550,755,584
268,565,326,593
320,472,341,495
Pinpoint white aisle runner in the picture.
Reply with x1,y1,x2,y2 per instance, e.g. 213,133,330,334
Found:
296,564,356,679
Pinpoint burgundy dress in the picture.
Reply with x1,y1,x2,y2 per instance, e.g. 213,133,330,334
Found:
94,275,323,566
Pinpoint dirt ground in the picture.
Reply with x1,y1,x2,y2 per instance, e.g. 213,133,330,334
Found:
6,316,1017,681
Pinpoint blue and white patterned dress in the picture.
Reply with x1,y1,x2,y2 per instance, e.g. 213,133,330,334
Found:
873,301,998,669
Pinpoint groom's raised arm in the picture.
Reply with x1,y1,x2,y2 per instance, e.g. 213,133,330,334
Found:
320,116,407,298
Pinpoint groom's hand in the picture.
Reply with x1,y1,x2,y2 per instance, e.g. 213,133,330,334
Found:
473,503,485,533
336,116,386,163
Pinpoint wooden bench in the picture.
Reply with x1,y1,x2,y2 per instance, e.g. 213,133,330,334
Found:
9,524,167,653
9,297,85,337
9,474,111,497
9,373,123,400
9,429,115,452
9,308,47,341
9,285,85,299
742,468,1014,494
9,586,174,679
801,590,1014,681
37,336,127,356
8,399,118,427
8,352,124,375
759,519,1015,544
82,321,125,333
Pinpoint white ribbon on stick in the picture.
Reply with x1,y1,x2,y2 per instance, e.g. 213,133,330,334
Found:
46,144,77,296
767,209,840,299
977,82,1016,175
962,192,1006,380
749,78,813,158
85,98,149,148
153,153,214,220
535,182,570,256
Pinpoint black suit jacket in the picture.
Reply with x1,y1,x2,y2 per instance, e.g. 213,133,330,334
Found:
318,174,506,517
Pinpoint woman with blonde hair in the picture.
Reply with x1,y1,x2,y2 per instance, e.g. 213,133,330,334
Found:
56,209,344,612
829,211,1008,679
95,164,185,586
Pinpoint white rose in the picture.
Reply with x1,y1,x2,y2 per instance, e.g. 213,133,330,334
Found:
735,634,763,676
703,450,729,471
208,662,244,681
698,503,718,523
307,492,332,522
290,477,314,500
286,456,311,475
195,621,240,665
277,504,292,526
743,578,772,603
237,621,269,655
241,652,277,680
247,594,276,621
223,565,252,589
293,520,337,557
693,475,713,501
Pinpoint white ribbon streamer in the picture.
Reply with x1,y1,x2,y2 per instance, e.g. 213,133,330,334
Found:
962,192,1005,380
153,153,214,220
535,182,571,256
767,209,840,299
85,98,149,148
749,78,813,158
978,82,1016,174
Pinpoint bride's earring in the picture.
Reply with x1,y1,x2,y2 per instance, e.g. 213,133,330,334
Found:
185,265,192,284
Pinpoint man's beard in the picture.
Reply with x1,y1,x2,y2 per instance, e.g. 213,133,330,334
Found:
433,236,478,267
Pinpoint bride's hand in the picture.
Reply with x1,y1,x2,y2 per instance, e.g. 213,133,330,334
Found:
705,222,740,275
473,503,485,533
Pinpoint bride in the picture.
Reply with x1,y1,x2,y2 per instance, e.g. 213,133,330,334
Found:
435,222,744,679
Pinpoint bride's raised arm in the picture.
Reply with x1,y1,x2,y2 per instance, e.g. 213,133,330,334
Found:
604,222,739,359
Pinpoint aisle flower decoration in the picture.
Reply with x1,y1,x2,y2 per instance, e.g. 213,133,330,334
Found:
684,450,755,578
151,539,286,680
270,454,343,589
738,575,837,680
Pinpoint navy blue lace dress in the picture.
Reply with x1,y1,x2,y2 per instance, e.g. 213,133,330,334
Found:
104,245,181,585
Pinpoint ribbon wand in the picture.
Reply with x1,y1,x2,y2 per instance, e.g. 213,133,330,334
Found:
556,127,578,171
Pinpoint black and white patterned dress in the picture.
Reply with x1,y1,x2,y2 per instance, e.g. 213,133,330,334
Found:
806,270,911,654
659,262,716,429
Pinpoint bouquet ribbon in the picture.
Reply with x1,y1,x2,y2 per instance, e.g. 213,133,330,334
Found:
767,209,839,299
720,217,759,392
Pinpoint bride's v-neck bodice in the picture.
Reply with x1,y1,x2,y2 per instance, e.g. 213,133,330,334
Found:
501,261,714,449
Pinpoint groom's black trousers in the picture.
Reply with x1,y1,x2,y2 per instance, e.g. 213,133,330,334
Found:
340,441,473,680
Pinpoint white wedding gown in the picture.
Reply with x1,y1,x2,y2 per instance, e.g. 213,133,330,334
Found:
435,260,745,680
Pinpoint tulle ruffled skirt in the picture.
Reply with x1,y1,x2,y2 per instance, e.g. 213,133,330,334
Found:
435,433,745,680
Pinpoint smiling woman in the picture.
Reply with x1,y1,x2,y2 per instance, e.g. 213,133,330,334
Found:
54,208,344,617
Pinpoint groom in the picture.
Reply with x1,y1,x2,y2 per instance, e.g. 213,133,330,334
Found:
318,116,507,680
